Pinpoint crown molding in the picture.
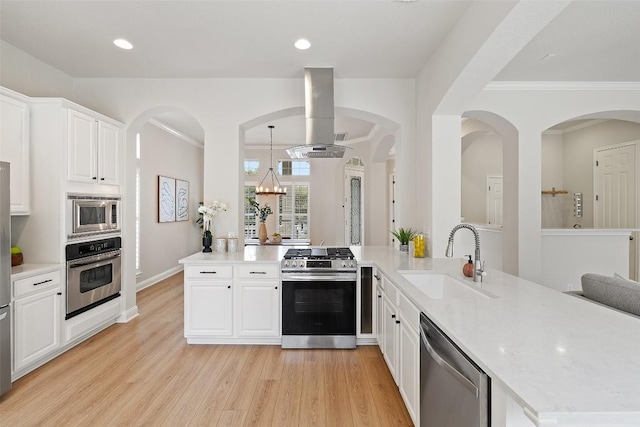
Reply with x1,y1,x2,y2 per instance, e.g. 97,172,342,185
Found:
485,81,640,91
148,119,203,148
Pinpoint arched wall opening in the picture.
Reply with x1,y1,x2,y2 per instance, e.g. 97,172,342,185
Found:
122,106,205,316
239,107,400,246
462,110,519,275
541,110,640,281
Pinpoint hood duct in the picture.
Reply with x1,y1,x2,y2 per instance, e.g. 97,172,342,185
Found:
286,67,349,159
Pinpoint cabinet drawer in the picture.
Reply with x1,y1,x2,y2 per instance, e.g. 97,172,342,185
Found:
237,264,279,279
383,276,399,305
185,265,233,279
399,292,420,332
14,270,61,298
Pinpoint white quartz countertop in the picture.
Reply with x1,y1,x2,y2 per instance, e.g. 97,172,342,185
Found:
179,246,640,425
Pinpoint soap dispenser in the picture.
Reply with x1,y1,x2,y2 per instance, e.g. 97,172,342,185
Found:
463,255,474,278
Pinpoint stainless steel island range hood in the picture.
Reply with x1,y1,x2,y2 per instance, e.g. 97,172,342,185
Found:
286,68,349,159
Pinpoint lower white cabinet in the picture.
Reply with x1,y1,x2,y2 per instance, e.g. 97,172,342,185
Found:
237,281,279,337
398,311,420,424
183,262,280,343
381,293,399,380
377,271,421,426
13,268,62,372
185,281,233,337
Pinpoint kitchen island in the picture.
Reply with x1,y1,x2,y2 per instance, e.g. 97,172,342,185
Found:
180,246,640,426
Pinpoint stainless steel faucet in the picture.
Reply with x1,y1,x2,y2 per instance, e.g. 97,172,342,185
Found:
445,224,486,282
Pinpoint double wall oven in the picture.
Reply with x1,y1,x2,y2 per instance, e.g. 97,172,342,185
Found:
281,248,357,349
65,236,122,319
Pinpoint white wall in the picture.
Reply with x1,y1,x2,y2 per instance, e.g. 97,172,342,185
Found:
469,85,640,284
137,122,203,288
541,132,566,228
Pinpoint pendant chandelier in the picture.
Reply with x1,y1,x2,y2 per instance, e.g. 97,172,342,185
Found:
255,125,286,196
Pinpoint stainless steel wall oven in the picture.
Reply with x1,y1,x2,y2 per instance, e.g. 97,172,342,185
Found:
281,248,357,349
65,236,121,319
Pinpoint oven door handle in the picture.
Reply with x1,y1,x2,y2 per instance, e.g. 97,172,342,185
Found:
282,273,356,281
68,252,121,269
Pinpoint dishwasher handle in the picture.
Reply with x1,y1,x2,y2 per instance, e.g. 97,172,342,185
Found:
420,324,479,398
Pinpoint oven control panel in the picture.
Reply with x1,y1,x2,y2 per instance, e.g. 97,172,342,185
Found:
281,259,356,270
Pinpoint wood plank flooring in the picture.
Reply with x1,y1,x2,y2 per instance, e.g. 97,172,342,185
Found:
0,272,413,426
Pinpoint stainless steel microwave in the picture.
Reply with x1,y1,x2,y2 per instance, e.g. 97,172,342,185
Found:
67,194,120,237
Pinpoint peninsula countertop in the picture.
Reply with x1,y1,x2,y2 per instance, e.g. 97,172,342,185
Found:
180,245,640,425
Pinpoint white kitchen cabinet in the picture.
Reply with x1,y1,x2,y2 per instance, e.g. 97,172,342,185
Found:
237,282,279,337
381,292,399,381
398,293,421,425
184,265,234,338
236,264,280,338
0,88,30,215
67,109,121,185
13,268,62,372
378,271,421,426
376,282,384,353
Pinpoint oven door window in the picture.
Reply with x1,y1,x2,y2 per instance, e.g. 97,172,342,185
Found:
79,264,113,293
282,281,356,335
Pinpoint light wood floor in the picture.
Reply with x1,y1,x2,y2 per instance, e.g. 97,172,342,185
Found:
0,272,413,426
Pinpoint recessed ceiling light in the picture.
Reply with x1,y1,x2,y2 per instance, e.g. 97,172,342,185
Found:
113,39,133,50
294,39,311,50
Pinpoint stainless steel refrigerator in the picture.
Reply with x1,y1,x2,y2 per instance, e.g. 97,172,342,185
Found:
0,162,12,396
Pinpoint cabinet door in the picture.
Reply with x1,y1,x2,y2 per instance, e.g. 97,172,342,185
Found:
97,121,120,185
382,294,398,381
399,320,420,425
185,281,233,336
237,281,280,337
14,288,61,371
0,93,30,214
376,284,384,352
68,109,98,183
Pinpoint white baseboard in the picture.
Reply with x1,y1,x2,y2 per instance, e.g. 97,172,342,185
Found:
117,305,139,323
136,265,183,292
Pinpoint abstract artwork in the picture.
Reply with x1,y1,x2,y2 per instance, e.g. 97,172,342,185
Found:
175,179,189,221
158,175,176,222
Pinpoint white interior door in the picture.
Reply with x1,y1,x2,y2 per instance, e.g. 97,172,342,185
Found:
594,141,637,279
486,175,503,226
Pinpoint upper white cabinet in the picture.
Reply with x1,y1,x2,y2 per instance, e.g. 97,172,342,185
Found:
0,88,30,215
68,109,121,185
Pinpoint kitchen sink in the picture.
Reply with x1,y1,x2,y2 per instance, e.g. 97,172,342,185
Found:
398,271,496,299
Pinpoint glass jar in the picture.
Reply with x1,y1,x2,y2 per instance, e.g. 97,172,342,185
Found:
413,233,425,258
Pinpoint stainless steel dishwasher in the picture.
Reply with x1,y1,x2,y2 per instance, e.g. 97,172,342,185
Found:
420,313,489,427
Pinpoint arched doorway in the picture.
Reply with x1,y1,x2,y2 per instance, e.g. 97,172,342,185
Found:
123,107,204,313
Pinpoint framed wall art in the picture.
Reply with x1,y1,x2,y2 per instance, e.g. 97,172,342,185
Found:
175,179,189,221
158,175,176,223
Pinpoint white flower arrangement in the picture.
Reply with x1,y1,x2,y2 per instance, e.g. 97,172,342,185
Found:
197,201,227,238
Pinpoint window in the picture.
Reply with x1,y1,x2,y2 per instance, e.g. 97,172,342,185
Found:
244,160,259,176
278,160,310,176
243,183,310,240
135,133,141,275
243,185,258,239
279,184,310,239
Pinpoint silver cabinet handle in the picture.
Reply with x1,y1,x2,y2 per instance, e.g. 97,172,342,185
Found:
249,271,267,275
34,279,53,286
200,271,217,274
420,331,479,397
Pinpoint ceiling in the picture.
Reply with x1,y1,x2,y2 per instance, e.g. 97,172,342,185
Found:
1,1,639,145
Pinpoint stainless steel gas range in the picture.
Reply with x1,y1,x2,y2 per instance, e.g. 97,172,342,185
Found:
281,247,357,349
